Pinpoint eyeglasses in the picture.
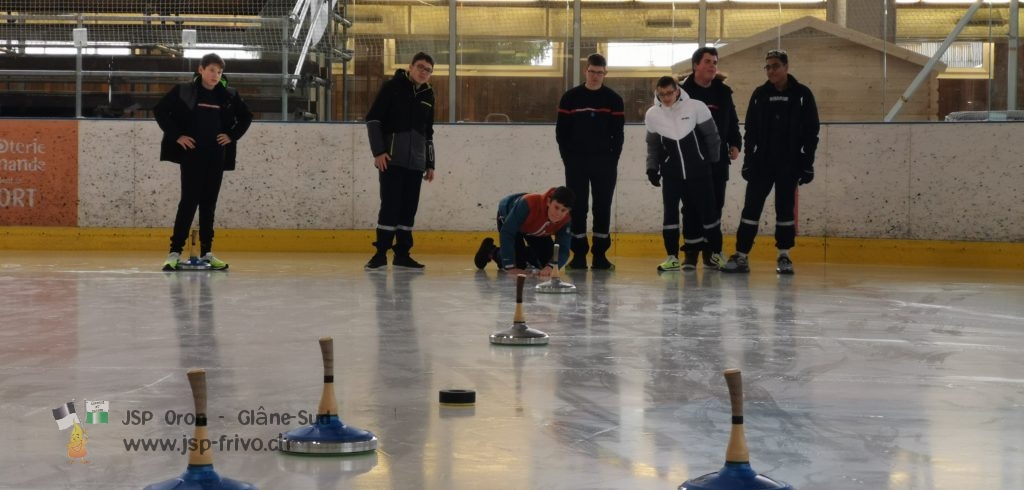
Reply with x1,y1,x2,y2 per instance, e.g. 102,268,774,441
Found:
656,89,677,98
764,63,784,71
413,64,433,74
586,69,607,76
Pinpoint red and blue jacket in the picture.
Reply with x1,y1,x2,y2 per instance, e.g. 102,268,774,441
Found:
497,188,572,269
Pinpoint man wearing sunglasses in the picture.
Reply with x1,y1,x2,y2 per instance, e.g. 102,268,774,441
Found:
721,49,819,275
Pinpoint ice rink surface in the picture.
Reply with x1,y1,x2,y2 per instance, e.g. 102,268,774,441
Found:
2,251,1022,490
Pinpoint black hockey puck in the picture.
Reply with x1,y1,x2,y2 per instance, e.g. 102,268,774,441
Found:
439,389,476,405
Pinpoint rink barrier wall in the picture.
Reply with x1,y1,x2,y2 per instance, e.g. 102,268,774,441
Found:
2,227,1022,269
0,119,1020,266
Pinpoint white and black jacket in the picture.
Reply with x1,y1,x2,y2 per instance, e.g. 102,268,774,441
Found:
644,89,721,181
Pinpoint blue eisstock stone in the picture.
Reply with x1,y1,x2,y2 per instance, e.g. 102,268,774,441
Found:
679,462,794,490
143,464,258,490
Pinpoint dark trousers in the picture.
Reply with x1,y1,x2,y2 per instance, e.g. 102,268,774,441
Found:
564,155,617,256
170,151,225,255
662,173,722,257
711,160,729,220
735,175,798,253
375,166,423,256
495,215,554,269
681,160,729,255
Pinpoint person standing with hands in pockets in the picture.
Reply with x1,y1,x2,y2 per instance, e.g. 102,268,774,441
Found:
364,52,437,270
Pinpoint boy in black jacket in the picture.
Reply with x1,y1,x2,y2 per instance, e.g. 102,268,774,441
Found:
556,53,624,271
364,52,436,270
680,47,742,269
722,49,819,275
155,53,253,271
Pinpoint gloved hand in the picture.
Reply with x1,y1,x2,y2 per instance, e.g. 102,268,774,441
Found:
741,165,752,181
647,169,661,187
798,167,814,185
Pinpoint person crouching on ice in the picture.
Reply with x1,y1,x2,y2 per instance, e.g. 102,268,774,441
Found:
474,186,575,278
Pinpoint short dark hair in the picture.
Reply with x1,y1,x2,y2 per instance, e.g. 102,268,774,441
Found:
411,52,434,67
550,186,575,208
766,49,788,65
656,75,678,89
200,53,225,70
586,53,607,68
691,47,718,70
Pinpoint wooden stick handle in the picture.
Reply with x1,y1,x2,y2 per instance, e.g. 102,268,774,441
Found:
187,368,207,420
320,336,334,378
723,368,750,463
725,368,743,418
318,337,338,416
186,368,213,465
513,274,526,323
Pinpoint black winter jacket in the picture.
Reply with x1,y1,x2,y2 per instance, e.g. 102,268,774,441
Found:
742,74,819,180
154,78,253,170
365,69,435,172
555,84,625,161
680,75,741,168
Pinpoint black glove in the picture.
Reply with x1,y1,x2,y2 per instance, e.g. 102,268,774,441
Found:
798,167,814,185
647,169,661,187
741,165,752,182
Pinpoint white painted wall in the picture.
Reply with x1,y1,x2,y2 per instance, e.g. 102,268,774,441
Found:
77,121,1023,242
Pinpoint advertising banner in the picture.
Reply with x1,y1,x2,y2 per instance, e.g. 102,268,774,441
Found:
0,120,78,225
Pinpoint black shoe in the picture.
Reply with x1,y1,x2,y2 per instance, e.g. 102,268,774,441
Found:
566,255,588,270
474,238,495,270
364,253,387,270
682,252,698,271
591,255,615,271
776,255,794,275
721,253,750,273
393,254,425,269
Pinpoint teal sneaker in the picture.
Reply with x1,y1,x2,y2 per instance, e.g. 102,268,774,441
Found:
201,253,229,271
657,256,680,272
162,252,180,271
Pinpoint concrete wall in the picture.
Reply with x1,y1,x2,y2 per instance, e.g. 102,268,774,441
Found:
75,120,1022,242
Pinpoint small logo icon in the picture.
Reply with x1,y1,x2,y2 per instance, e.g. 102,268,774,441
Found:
53,401,89,464
52,401,80,430
85,400,109,424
